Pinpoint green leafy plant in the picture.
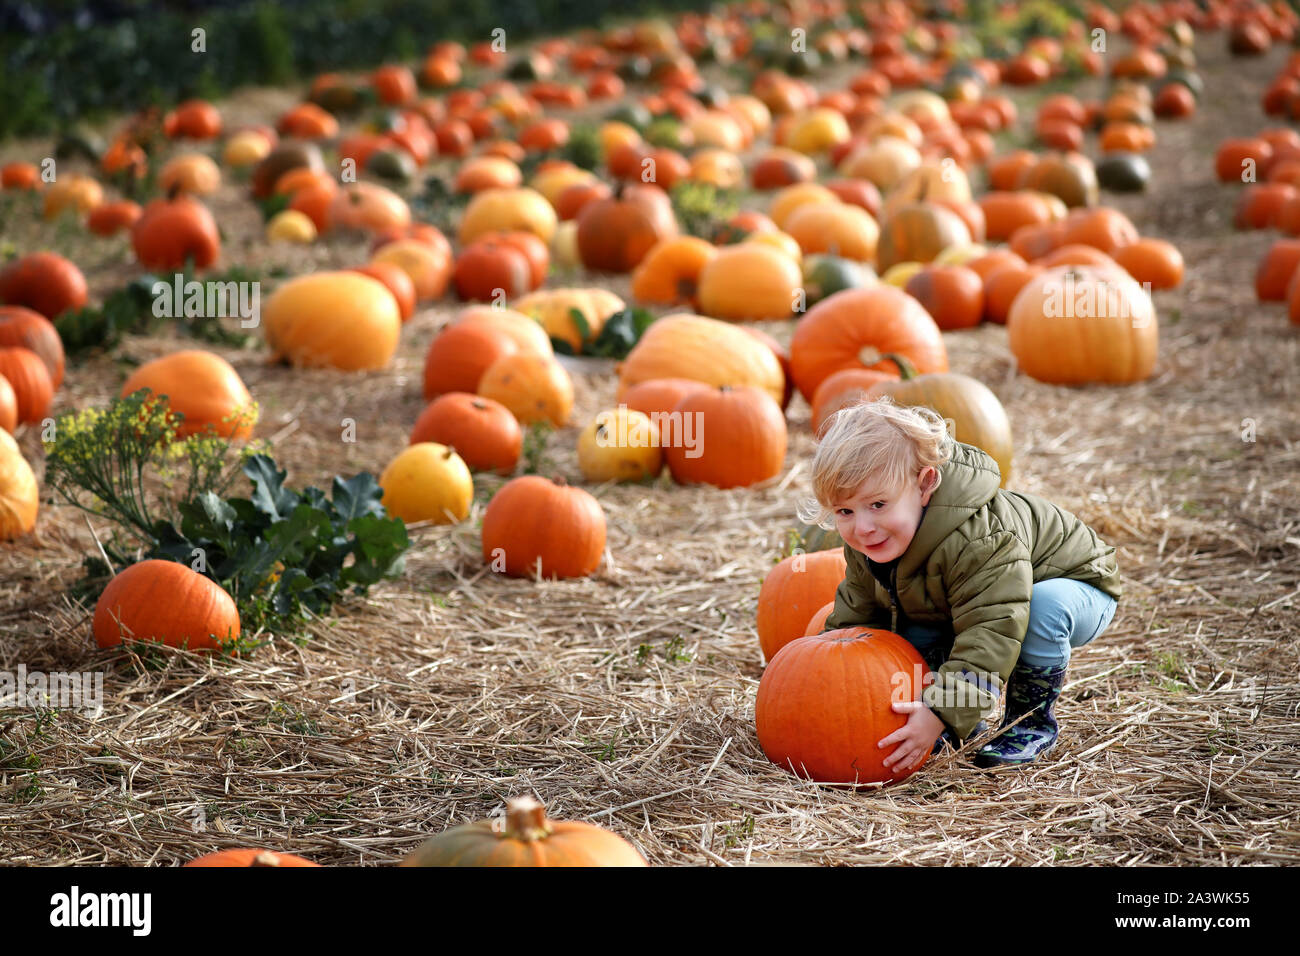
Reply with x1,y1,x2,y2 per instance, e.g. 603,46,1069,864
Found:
520,421,553,475
549,307,656,359
669,181,740,239
43,392,410,636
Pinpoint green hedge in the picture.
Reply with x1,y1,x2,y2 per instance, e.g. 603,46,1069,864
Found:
0,0,707,141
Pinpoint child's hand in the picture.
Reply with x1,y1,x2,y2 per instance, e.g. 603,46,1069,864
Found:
878,700,946,773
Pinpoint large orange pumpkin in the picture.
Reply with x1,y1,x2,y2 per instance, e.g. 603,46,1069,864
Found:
132,195,221,271
1007,265,1158,384
401,795,644,866
756,548,848,662
263,272,402,370
756,627,929,784
0,252,88,320
93,560,240,651
789,285,948,402
662,385,787,489
480,477,606,579
120,350,256,440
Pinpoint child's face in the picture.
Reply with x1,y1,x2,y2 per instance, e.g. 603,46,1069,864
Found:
831,467,938,563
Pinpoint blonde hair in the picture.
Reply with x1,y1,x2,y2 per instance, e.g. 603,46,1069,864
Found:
798,396,954,529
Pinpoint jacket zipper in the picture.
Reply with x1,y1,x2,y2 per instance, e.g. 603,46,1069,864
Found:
888,565,899,633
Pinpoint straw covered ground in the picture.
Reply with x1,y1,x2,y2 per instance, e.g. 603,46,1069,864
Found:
0,31,1297,866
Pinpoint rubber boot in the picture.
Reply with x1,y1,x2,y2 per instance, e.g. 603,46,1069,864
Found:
973,662,1068,768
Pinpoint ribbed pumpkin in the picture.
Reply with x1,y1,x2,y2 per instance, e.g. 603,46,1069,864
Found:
577,407,662,482
480,476,606,579
263,272,402,370
696,244,802,320
120,350,256,440
1007,265,1158,384
410,393,521,475
131,195,221,271
756,627,928,784
93,560,240,651
379,443,473,524
477,353,574,427
663,385,786,489
401,795,645,866
0,306,65,388
876,203,971,272
0,252,88,320
756,548,848,662
0,429,38,539
789,286,948,402
185,849,320,867
513,288,626,352
857,357,1015,486
617,313,784,406
0,348,53,425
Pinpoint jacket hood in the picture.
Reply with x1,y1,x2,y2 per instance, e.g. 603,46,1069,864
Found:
898,442,1002,578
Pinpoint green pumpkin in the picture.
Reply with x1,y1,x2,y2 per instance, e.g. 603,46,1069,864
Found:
802,255,875,306
1096,153,1151,193
605,102,653,131
616,55,652,83
365,148,416,183
1160,68,1204,98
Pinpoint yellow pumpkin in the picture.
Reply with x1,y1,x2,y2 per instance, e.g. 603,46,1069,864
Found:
263,271,402,370
782,203,880,262
551,220,581,270
379,443,472,524
266,209,317,243
741,230,802,264
696,245,802,321
0,429,38,541
616,313,784,405
787,107,852,155
43,175,103,220
529,165,597,209
769,182,840,231
223,130,273,167
513,288,626,353
459,187,558,244
882,261,926,287
577,408,662,482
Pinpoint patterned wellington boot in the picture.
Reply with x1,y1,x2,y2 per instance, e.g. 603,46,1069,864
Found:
919,644,989,755
973,662,1068,768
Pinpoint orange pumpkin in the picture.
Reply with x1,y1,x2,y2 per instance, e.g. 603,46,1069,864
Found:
132,195,221,271
478,352,574,427
93,560,240,651
756,548,848,662
876,203,971,272
185,849,320,867
423,322,520,399
810,365,904,435
410,392,521,475
630,237,718,307
0,348,53,425
0,306,66,388
783,202,880,262
904,264,985,330
663,385,787,489
0,430,37,537
1113,239,1184,289
120,350,256,440
87,200,144,237
696,244,802,320
0,252,88,320
576,185,678,273
263,272,402,370
480,478,606,579
756,627,929,784
789,285,948,402
617,313,784,406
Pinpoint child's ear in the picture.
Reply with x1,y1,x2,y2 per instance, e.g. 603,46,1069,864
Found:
920,466,939,502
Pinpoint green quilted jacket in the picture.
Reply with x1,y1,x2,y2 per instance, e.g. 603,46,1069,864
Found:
822,441,1122,738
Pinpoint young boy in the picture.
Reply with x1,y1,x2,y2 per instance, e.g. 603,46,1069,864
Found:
802,397,1121,771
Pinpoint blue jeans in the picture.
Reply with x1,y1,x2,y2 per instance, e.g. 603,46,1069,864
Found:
900,578,1118,669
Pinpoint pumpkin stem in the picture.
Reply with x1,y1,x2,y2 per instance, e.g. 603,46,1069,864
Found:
501,795,552,842
249,851,282,867
881,352,919,380
552,474,568,487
